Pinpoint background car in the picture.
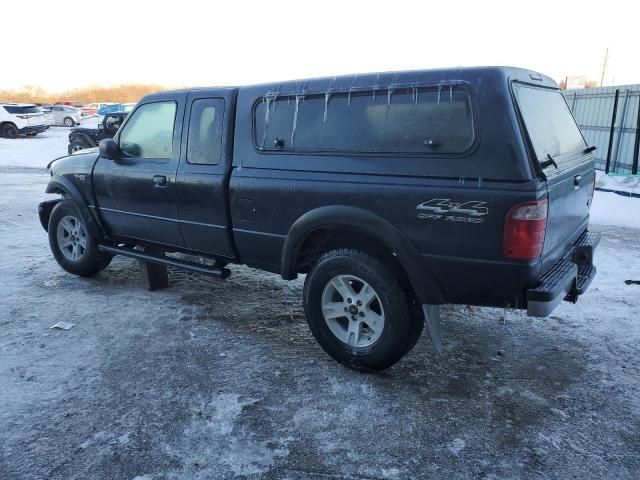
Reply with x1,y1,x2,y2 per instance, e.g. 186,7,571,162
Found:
56,100,82,107
50,105,81,126
68,111,128,153
0,103,50,138
81,102,114,117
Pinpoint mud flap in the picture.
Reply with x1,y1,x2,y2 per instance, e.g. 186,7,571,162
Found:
422,304,443,353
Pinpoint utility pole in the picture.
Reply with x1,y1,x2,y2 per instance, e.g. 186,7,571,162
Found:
600,47,609,87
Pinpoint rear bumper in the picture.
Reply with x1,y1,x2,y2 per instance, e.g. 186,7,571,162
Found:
19,125,49,135
526,230,601,317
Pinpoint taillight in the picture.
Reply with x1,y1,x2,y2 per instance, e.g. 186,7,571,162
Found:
503,199,548,260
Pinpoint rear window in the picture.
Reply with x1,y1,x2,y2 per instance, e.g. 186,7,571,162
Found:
3,105,41,114
253,86,475,154
513,84,586,162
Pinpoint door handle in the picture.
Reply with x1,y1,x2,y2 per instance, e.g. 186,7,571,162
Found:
153,175,167,187
574,175,582,187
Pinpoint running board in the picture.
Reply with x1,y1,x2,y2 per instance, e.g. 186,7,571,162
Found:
98,244,231,279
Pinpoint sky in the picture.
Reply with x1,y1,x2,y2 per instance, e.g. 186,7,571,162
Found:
3,0,639,92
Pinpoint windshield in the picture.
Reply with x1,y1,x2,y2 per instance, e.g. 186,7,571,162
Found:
513,83,586,162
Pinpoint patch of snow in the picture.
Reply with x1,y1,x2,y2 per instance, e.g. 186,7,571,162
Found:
590,191,640,229
447,438,465,455
0,127,69,170
596,170,640,195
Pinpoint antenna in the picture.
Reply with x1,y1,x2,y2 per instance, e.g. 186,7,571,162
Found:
600,47,609,87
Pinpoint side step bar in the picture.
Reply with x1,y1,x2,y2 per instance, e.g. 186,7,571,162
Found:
98,244,231,279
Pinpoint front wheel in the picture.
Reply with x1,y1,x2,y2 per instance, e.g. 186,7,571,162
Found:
1,124,18,138
63,117,75,127
48,200,112,276
303,249,421,371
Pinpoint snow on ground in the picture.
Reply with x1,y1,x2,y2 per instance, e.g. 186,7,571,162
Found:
1,135,639,479
0,127,69,170
596,169,640,196
591,190,640,229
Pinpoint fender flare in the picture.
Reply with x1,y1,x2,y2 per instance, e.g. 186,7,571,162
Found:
281,205,444,304
69,132,95,147
45,176,104,240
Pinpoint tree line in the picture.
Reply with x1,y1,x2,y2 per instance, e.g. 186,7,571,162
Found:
0,84,168,104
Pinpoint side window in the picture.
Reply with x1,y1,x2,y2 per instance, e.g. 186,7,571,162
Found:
119,101,176,159
105,115,123,129
253,86,474,154
186,98,224,165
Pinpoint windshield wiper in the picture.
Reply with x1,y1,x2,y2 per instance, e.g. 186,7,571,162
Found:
584,145,597,154
540,153,558,169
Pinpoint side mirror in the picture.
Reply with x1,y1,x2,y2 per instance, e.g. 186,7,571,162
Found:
99,138,121,160
98,123,105,130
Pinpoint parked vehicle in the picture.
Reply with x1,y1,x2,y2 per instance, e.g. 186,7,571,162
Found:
96,103,136,115
50,105,81,126
56,100,82,107
40,107,55,126
67,111,127,154
81,102,114,117
1,103,50,138
39,67,600,371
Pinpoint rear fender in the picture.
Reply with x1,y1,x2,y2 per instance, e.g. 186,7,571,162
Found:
281,205,444,304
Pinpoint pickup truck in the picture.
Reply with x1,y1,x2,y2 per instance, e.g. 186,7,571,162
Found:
39,67,600,371
67,111,128,154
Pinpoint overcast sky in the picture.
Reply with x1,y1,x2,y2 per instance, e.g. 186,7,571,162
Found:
3,0,638,92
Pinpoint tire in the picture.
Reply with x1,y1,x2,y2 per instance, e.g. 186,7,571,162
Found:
63,117,75,127
68,141,86,155
48,199,112,277
1,123,19,139
303,249,421,371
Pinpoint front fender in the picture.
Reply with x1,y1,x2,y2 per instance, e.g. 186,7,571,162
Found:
45,176,104,240
281,205,444,304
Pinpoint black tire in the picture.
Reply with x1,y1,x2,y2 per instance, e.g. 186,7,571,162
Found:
48,199,112,277
1,123,18,138
63,117,75,127
68,141,86,155
303,249,421,371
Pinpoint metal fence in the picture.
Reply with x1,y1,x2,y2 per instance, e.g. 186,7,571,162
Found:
564,85,640,174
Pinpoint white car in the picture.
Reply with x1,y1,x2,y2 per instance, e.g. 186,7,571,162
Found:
0,103,50,138
49,105,81,126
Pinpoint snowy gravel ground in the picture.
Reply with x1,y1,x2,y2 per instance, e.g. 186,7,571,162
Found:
1,131,639,479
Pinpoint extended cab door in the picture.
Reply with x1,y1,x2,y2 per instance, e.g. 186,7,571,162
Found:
175,89,237,258
92,93,186,247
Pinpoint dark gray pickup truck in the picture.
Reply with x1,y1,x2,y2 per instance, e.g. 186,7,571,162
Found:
39,67,600,371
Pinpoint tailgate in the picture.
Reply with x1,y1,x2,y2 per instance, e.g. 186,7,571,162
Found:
512,83,595,269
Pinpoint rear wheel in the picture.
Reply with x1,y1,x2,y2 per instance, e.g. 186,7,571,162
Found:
1,124,18,138
48,200,112,276
63,117,75,127
303,249,421,371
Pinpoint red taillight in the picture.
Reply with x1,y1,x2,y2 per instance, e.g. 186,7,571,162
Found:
503,199,548,260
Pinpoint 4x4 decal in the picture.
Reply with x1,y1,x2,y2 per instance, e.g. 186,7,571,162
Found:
416,199,489,224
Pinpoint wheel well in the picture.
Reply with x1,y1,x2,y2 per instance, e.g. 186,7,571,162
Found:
69,133,92,146
295,226,417,301
0,121,17,128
